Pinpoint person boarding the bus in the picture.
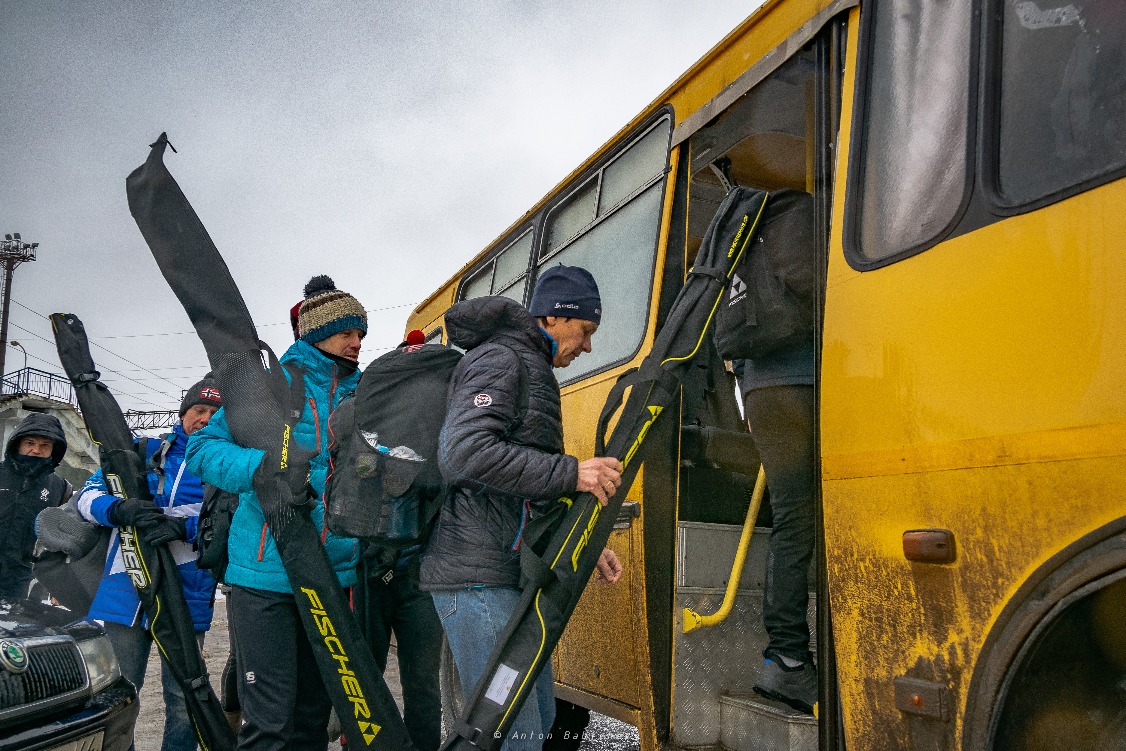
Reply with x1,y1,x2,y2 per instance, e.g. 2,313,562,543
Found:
734,321,817,713
77,378,223,751
420,264,624,750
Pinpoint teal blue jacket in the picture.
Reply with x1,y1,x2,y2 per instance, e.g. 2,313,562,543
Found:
185,339,361,593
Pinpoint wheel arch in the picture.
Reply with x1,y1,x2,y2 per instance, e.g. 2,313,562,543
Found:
962,516,1126,750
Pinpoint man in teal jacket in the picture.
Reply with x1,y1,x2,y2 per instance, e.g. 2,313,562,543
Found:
186,276,365,751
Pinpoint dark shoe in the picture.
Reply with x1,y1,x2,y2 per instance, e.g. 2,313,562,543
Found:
753,655,817,715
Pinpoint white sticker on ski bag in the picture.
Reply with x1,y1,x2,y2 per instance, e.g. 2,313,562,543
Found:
485,663,519,705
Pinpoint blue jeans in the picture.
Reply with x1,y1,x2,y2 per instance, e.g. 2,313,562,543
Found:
431,587,556,751
104,621,206,751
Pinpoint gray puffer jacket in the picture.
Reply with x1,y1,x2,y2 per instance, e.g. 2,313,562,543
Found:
419,296,579,591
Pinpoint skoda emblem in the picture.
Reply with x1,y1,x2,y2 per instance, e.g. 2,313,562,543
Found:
0,640,28,674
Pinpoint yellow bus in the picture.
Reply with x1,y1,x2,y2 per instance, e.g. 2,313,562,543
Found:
408,1,1126,749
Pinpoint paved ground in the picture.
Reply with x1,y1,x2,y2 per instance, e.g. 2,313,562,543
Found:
134,596,637,750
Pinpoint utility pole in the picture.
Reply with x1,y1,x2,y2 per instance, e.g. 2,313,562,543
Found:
0,233,38,376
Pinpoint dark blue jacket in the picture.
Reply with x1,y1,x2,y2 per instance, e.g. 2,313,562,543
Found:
77,423,216,631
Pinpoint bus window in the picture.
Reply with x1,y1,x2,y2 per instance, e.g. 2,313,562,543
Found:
994,1,1126,207
461,266,492,300
599,124,671,213
537,116,671,383
544,178,598,254
459,229,534,303
491,230,533,302
846,0,973,265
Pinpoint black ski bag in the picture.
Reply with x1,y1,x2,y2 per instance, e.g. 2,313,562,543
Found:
712,188,816,360
325,342,462,545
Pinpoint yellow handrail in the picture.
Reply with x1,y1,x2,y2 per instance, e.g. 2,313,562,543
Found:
682,464,766,634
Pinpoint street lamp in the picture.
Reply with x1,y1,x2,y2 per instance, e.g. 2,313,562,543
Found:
0,234,39,375
9,341,27,371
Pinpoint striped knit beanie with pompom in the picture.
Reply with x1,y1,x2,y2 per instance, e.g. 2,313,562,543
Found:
297,275,368,344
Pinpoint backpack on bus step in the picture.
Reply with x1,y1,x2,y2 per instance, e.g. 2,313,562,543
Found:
324,341,463,546
712,187,816,360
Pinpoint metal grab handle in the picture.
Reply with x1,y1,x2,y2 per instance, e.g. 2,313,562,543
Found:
682,465,766,634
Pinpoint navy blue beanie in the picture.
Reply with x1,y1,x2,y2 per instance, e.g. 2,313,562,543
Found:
528,265,602,324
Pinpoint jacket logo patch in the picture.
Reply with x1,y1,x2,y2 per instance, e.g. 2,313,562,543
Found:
474,393,493,407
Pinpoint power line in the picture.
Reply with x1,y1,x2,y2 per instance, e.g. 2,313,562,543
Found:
8,348,170,410
8,308,192,408
13,300,195,394
92,301,419,340
10,299,413,403
109,364,212,373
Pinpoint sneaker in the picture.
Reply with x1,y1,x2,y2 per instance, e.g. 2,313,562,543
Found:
35,506,101,559
753,654,818,715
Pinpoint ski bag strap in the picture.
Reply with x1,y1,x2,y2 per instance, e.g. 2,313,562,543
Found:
279,355,307,420
148,433,175,497
595,367,639,457
453,717,502,751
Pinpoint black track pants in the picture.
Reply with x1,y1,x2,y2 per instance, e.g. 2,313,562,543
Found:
229,585,333,751
743,384,816,662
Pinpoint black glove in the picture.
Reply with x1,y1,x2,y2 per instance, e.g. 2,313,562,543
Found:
143,516,188,546
255,448,317,507
108,497,164,528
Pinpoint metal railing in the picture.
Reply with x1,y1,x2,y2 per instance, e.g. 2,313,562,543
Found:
1,367,76,407
1,368,180,432
122,410,178,431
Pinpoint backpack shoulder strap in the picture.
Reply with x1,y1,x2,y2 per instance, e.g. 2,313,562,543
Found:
145,433,176,496
281,362,308,420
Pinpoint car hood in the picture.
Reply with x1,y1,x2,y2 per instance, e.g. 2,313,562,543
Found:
0,599,92,640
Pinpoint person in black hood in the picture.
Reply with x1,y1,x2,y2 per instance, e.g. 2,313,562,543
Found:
420,264,624,751
0,412,72,600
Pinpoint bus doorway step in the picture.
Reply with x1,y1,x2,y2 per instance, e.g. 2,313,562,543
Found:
718,692,817,751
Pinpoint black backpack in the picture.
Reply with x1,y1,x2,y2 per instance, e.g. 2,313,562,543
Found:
712,187,816,360
324,342,463,546
196,484,238,582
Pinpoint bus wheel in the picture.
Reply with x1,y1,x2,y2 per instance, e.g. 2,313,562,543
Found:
991,574,1126,750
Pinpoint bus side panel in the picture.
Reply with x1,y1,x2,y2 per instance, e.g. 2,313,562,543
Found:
822,142,1126,749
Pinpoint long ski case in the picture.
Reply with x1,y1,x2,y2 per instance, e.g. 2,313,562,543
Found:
126,134,414,751
50,313,235,751
441,188,770,750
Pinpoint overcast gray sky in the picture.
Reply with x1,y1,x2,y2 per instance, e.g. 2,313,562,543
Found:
1,1,759,413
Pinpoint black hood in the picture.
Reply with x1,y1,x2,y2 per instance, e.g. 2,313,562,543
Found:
445,296,552,361
6,413,67,467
